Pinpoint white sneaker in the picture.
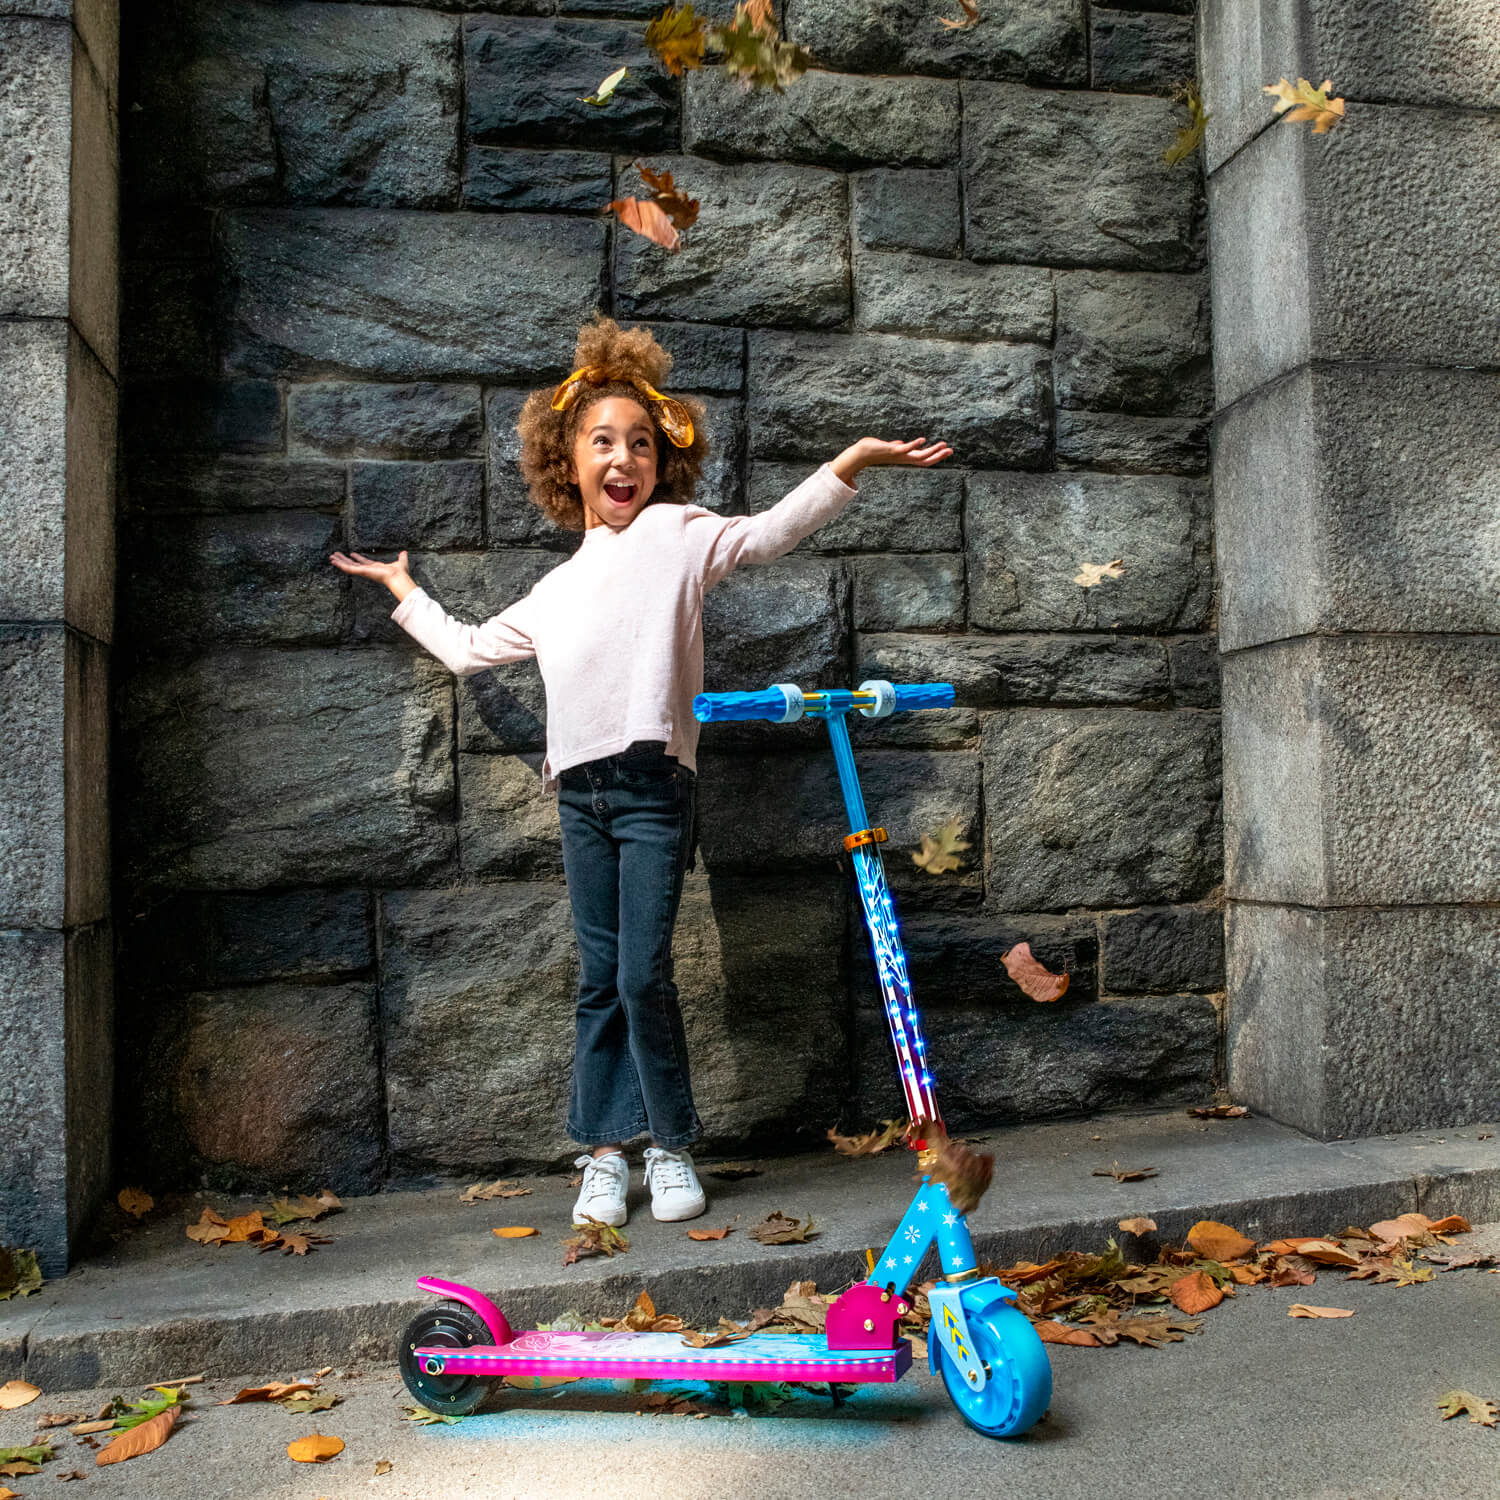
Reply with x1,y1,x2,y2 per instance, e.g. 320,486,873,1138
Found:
642,1146,706,1222
571,1152,628,1228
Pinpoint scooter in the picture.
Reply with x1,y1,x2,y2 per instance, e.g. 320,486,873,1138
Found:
398,680,1054,1438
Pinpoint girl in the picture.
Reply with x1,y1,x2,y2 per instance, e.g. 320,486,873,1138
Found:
330,316,950,1230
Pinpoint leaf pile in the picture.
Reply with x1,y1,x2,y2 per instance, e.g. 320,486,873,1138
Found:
562,1215,630,1266
187,1190,341,1256
459,1179,532,1204
748,1210,816,1245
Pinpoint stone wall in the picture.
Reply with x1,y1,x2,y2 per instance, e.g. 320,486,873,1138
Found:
114,0,1222,1194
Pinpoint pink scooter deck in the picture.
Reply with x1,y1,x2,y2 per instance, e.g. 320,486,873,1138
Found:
415,1328,913,1385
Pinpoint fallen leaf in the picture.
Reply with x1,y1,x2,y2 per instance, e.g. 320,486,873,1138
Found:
1230,1264,1267,1285
686,1226,733,1240
607,195,681,252
501,1375,580,1390
117,1187,154,1218
1369,1213,1438,1245
95,1408,178,1466
911,818,970,875
938,0,980,28
1074,558,1124,588
579,65,628,107
492,1226,539,1239
1265,1237,1362,1267
0,1246,44,1301
34,1412,87,1429
1163,80,1212,167
287,1432,344,1462
1113,1315,1201,1347
1118,1217,1158,1236
58,1471,87,1481
707,1164,760,1180
0,1465,39,1478
1437,1389,1498,1427
1168,1270,1222,1315
680,1328,751,1348
0,1383,39,1411
70,1421,115,1435
827,1119,908,1156
1001,941,1070,1003
0,1486,17,1498
217,1382,319,1405
1268,1257,1317,1288
748,1210,816,1245
1264,75,1346,133
1032,1320,1101,1347
1186,1221,1257,1263
460,1180,531,1204
402,1406,464,1425
375,1458,393,1475
1426,1215,1472,1236
281,1392,341,1416
1386,1255,1436,1287
1186,1104,1250,1119
1288,1304,1355,1318
645,3,708,76
562,1216,630,1265
1093,1162,1158,1183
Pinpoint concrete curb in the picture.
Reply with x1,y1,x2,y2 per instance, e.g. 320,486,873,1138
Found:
4,1109,1497,1389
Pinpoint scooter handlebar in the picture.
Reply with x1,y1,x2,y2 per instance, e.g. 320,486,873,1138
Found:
693,681,954,724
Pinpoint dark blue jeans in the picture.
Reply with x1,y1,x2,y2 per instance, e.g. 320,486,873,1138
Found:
558,740,702,1150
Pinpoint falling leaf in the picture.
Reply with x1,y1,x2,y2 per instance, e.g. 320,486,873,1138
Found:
1186,1104,1250,1119
287,1432,344,1463
1093,1162,1158,1182
460,1180,531,1204
1437,1389,1498,1427
709,5,812,92
743,0,774,29
938,0,980,29
492,1226,539,1239
579,66,628,107
686,1225,733,1240
0,1246,44,1300
926,1133,994,1215
1186,1221,1257,1263
1074,558,1125,588
748,1210,816,1245
633,161,701,230
1118,1217,1158,1236
607,195,681,252
95,1408,179,1466
1288,1304,1354,1318
1164,80,1212,167
645,4,708,76
1168,1270,1222,1315
911,818,970,875
827,1119,908,1156
0,1383,39,1411
217,1382,319,1405
562,1216,630,1265
1032,1319,1101,1346
117,1187,154,1218
1001,941,1070,1003
1264,76,1346,133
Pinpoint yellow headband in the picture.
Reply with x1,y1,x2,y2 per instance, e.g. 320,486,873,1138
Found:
549,365,695,448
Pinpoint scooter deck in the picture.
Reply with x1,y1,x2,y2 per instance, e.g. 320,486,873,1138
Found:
416,1329,913,1385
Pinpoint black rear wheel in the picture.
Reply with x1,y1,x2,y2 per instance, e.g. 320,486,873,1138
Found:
399,1298,494,1415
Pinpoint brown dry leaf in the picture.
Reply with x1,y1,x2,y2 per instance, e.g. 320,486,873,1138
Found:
645,3,708,77
1437,1389,1498,1427
1268,1257,1317,1288
375,1458,393,1475
743,0,774,29
911,818,970,875
1117,1217,1157,1236
827,1119,908,1156
1186,1104,1250,1119
0,1465,40,1478
1001,941,1070,1004
616,1290,686,1333
492,1226,538,1238
926,1133,994,1215
1186,1220,1257,1263
749,1210,816,1245
117,1187,154,1218
1114,1315,1201,1347
34,1412,88,1429
0,1383,39,1411
70,1420,115,1435
95,1407,178,1467
1168,1270,1222,1315
686,1225,733,1240
58,1473,87,1482
281,1392,340,1416
1032,1320,1101,1347
1163,80,1211,167
217,1382,319,1405
1231,1264,1267,1285
680,1327,751,1348
1093,1162,1158,1183
1369,1213,1437,1245
1074,558,1124,588
1264,1237,1361,1267
460,1180,531,1204
709,5,812,92
185,1207,231,1246
707,1163,760,1180
1264,76,1346,133
634,162,701,231
0,1486,18,1498
268,1230,334,1256
1288,1304,1354,1318
562,1217,630,1265
1426,1215,1472,1236
938,0,980,28
607,196,681,252
287,1432,344,1463
1385,1256,1436,1287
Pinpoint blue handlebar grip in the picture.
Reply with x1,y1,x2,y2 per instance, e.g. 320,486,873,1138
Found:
892,683,955,711
693,688,790,723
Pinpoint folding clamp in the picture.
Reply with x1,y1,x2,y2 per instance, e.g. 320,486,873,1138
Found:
843,827,889,852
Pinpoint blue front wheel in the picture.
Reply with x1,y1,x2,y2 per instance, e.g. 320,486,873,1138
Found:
929,1293,1052,1438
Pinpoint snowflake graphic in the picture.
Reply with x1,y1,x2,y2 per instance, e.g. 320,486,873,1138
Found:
904,1225,922,1245
884,1257,897,1270
915,1200,929,1214
942,1212,957,1227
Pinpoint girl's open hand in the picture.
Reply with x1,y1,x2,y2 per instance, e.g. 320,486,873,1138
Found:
829,437,953,485
329,549,413,588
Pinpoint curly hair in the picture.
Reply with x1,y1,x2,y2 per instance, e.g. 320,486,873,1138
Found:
516,316,710,532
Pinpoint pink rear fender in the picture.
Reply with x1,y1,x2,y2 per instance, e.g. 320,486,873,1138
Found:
417,1276,513,1347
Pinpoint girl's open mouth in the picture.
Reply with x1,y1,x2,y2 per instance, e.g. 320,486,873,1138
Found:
603,481,636,505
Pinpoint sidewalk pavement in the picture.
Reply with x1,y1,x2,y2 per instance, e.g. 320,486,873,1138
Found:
4,1107,1497,1390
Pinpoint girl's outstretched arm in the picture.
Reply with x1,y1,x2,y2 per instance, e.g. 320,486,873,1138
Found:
330,547,537,675
689,435,952,590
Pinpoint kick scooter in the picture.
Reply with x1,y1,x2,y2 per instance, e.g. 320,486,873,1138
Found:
398,680,1053,1438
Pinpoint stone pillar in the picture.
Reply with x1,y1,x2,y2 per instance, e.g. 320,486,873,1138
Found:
1200,1,1500,1135
0,1,118,1273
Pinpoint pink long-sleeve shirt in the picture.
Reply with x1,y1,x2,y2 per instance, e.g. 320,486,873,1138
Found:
390,462,859,792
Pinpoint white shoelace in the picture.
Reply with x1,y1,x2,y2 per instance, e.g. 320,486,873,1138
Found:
575,1153,624,1206
646,1150,693,1192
